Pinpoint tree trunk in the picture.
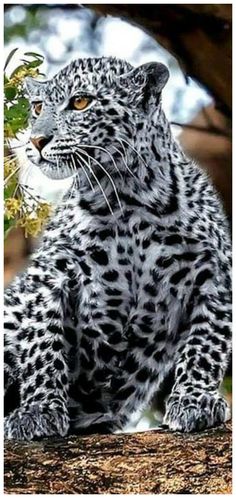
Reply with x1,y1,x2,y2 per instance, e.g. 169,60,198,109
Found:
90,4,232,116
4,421,232,494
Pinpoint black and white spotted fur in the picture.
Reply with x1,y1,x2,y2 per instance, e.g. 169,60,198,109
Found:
4,57,231,440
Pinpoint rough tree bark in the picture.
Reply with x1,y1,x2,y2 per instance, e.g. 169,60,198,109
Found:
90,4,232,115
4,422,232,494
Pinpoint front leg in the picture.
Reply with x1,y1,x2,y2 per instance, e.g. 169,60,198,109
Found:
164,285,231,432
4,251,75,441
4,272,29,396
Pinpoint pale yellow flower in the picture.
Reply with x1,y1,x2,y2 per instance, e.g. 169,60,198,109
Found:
18,216,43,238
4,124,15,139
9,68,40,87
4,198,22,219
4,159,17,179
36,202,51,220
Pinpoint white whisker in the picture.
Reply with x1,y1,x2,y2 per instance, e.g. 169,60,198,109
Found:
4,155,18,163
77,147,123,213
117,135,149,169
74,151,114,216
81,144,123,179
71,153,95,192
56,156,60,180
20,161,35,187
62,159,77,210
111,145,136,180
4,166,21,185
4,140,29,150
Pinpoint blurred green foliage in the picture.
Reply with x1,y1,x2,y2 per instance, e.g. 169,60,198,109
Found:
4,6,45,44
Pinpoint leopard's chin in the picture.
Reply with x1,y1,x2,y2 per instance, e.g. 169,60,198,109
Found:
38,159,76,180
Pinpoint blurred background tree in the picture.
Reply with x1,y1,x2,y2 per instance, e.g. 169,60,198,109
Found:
91,3,232,213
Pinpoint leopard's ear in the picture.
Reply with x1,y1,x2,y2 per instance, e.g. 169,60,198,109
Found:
119,62,169,110
137,62,169,93
134,62,169,110
24,77,47,97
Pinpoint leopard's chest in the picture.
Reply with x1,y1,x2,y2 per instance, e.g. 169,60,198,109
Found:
70,224,188,335
74,226,162,304
66,224,191,402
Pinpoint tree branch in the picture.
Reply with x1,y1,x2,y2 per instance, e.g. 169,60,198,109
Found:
4,422,232,494
171,121,231,139
89,4,232,116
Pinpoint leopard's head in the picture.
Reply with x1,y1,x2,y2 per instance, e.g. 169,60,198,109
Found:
25,57,169,181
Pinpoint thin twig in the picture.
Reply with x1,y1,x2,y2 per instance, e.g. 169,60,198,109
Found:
171,121,231,139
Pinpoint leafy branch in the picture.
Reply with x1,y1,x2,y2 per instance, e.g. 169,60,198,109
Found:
4,49,51,238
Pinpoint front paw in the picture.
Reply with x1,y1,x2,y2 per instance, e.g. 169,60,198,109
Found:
4,404,69,441
164,391,230,432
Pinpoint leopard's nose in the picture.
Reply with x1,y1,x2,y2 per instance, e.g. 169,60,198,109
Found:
30,135,53,152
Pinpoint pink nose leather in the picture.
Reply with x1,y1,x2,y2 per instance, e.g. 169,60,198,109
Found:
30,136,52,152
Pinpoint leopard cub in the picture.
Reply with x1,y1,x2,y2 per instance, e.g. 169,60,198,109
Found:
4,57,231,440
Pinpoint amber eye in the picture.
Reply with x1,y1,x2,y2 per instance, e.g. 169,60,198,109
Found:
71,96,92,111
33,102,43,116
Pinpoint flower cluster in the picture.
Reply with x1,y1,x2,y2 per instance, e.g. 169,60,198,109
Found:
5,198,22,219
18,201,52,238
8,66,40,88
4,193,52,238
17,205,51,238
4,158,18,178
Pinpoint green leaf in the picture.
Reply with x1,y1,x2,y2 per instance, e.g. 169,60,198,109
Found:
24,51,44,60
222,376,232,393
4,216,15,238
4,181,18,199
26,59,43,69
5,86,17,101
4,48,18,72
9,64,26,79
